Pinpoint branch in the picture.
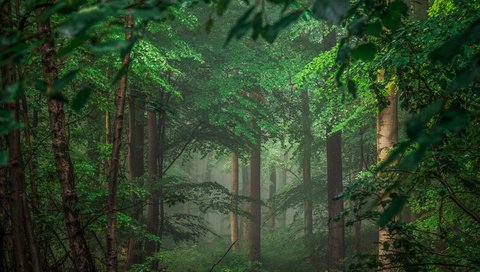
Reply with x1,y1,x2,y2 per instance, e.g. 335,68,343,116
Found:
438,178,480,225
209,240,238,272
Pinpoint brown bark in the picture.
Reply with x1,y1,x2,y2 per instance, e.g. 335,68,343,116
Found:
326,130,345,271
267,166,276,231
300,89,314,264
126,92,145,267
376,69,398,269
106,13,134,272
146,107,159,256
241,164,249,242
247,131,261,265
277,161,287,228
35,6,96,272
230,152,239,251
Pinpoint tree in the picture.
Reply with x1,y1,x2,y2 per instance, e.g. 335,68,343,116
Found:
230,152,239,251
106,13,134,272
35,6,96,272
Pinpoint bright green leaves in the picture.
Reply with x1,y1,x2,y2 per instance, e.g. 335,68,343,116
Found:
311,0,349,24
351,43,377,61
379,195,407,228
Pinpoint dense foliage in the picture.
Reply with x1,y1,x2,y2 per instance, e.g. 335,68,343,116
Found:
0,0,478,271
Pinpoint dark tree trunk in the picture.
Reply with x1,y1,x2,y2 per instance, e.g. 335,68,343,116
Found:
247,131,261,265
277,161,287,228
326,130,345,271
146,107,159,256
35,6,96,272
106,13,133,272
126,91,145,267
241,164,249,242
230,153,239,251
267,166,276,231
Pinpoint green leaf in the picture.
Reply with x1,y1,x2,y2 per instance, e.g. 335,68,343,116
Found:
0,149,8,167
53,69,80,92
56,33,91,58
312,0,349,24
225,6,255,45
365,22,382,37
351,43,377,61
71,87,93,112
262,10,303,43
347,79,357,98
379,195,407,227
216,0,231,15
112,60,131,85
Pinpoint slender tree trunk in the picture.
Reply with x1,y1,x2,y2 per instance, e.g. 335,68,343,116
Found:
157,111,166,248
277,160,287,228
247,126,261,266
326,129,345,271
376,69,398,269
241,164,249,242
126,92,145,267
355,131,365,254
106,13,134,272
230,152,239,251
300,89,314,264
267,166,276,231
146,107,159,256
35,6,96,272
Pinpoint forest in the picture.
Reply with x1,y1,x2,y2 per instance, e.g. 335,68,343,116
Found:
0,0,479,271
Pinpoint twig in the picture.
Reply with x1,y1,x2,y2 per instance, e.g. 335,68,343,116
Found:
209,240,238,272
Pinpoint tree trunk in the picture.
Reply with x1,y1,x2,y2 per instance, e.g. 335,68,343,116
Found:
230,152,239,251
247,131,261,265
146,107,159,256
241,164,249,242
267,166,276,231
300,89,314,263
277,160,287,228
376,69,398,269
126,91,145,267
326,130,345,271
106,13,134,272
35,6,96,272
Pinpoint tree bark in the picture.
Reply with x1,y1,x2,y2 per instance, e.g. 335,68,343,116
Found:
146,106,159,256
267,166,276,231
230,152,239,251
247,129,261,265
277,160,287,228
126,91,145,267
241,164,249,242
326,130,345,271
35,6,96,271
106,13,134,272
300,89,314,263
376,69,398,269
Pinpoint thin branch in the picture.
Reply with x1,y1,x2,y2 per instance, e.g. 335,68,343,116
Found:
209,240,238,272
